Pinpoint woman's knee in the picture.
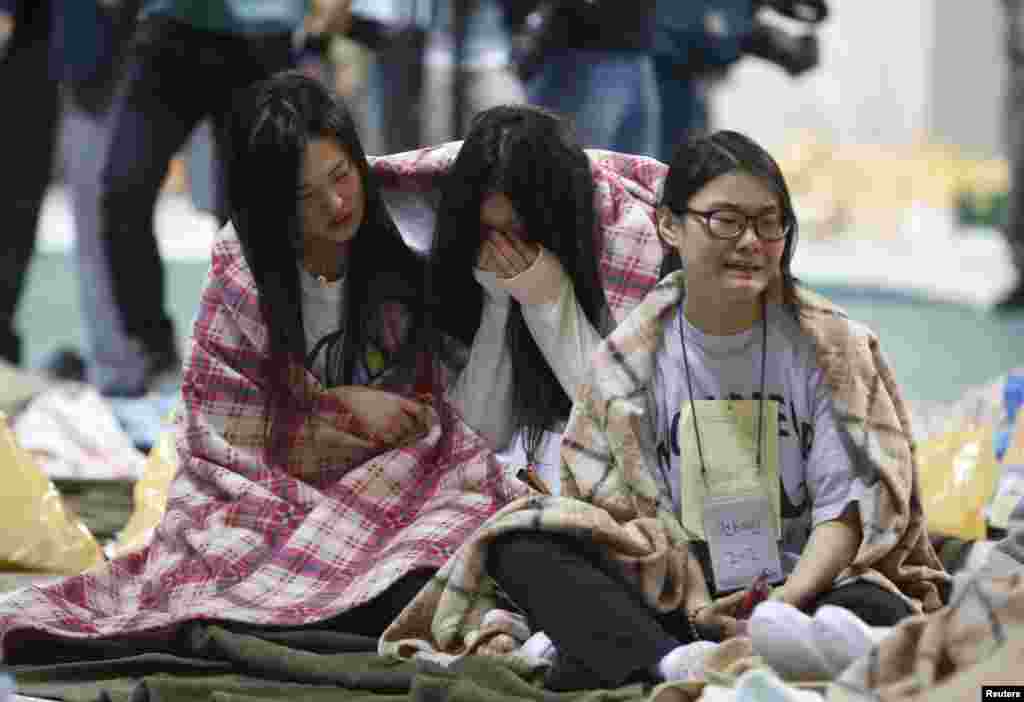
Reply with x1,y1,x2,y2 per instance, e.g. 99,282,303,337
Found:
811,582,913,626
488,531,561,582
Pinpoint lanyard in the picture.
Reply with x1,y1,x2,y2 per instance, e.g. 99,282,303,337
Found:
678,296,768,487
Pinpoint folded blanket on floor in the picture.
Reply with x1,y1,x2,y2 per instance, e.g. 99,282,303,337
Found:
0,144,670,661
10,621,646,702
381,276,949,662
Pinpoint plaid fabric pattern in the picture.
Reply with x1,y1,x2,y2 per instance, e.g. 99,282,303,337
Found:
381,273,949,662
0,224,528,658
829,568,1024,700
369,143,669,324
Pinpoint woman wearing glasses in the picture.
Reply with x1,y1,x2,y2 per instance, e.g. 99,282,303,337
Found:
477,130,946,690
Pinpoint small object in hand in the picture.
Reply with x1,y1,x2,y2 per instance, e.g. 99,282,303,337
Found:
736,572,771,620
516,464,552,495
413,351,434,401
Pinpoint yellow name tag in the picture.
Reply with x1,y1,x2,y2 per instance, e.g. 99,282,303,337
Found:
678,399,781,541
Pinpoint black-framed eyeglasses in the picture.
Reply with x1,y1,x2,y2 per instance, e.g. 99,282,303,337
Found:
684,208,791,242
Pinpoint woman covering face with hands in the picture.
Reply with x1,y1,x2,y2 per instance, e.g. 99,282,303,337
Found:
426,104,610,464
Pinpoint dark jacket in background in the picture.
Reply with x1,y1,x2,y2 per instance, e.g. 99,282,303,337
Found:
501,0,657,53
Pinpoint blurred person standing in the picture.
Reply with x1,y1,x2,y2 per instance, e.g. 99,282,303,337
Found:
422,0,526,145
504,0,659,157
0,0,61,366
91,0,351,396
1001,0,1024,310
348,0,433,154
651,0,747,161
0,0,137,371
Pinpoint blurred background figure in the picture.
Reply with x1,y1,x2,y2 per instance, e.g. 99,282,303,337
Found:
348,0,432,153
652,0,826,162
88,0,350,397
0,0,62,367
422,0,525,144
503,0,660,156
999,0,1024,310
0,0,139,375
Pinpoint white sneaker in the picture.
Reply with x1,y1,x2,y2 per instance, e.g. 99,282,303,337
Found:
748,600,832,681
657,641,721,682
810,605,889,676
520,631,558,664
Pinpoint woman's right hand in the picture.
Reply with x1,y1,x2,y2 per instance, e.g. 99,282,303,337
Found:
693,591,750,641
476,227,539,279
332,386,431,446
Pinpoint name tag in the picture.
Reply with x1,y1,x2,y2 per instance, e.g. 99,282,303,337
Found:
703,491,784,592
678,400,781,541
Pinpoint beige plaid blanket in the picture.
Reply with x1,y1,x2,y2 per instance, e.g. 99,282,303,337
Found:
830,569,1024,701
381,272,949,662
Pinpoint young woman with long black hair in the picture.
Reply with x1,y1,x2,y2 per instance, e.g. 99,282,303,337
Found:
427,104,610,464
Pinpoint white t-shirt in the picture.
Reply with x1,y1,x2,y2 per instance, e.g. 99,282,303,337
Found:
651,304,855,574
298,264,369,386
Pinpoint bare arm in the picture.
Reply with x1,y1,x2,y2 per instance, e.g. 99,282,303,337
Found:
773,501,862,609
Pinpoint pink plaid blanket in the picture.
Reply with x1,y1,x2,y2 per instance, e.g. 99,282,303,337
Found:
0,144,669,659
370,142,669,324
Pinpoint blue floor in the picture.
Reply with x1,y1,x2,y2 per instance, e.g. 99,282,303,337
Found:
18,253,1024,405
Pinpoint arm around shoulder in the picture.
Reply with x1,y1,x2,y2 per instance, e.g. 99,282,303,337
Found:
495,247,604,400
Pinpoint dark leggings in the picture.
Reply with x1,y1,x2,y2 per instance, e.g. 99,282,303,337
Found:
488,532,696,691
807,581,912,626
490,532,915,691
315,568,437,638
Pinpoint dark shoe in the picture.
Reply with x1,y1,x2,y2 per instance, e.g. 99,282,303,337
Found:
36,347,87,383
994,281,1024,313
0,328,21,366
143,345,183,394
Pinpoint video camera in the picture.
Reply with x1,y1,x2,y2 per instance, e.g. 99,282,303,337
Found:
744,0,829,77
507,0,830,83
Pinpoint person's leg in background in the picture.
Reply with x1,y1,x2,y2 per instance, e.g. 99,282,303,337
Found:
374,29,427,153
609,53,660,158
527,50,658,157
96,19,215,394
0,31,61,365
63,98,149,394
652,56,707,162
422,0,526,145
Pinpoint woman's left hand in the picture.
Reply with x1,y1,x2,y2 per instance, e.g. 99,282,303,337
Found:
476,228,539,279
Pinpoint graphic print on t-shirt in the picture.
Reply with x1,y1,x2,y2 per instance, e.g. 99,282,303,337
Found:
656,391,814,519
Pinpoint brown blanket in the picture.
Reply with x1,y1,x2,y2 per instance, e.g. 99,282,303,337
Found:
380,274,949,663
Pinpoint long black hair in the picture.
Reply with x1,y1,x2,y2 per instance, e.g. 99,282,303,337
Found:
224,71,425,461
659,130,801,315
426,104,609,456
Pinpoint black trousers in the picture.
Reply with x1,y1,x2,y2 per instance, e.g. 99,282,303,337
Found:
0,36,62,364
314,568,436,638
489,532,696,691
489,532,915,691
97,18,293,354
